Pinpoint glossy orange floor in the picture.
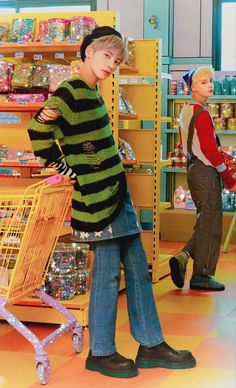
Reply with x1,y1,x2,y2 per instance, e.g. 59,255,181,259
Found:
0,242,235,388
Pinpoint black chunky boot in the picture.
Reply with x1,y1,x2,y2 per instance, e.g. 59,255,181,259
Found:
86,350,138,378
135,342,196,369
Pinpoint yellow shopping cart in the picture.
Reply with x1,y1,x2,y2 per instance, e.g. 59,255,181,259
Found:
0,175,83,385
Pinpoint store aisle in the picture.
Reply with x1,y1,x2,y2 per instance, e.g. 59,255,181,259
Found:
0,242,235,388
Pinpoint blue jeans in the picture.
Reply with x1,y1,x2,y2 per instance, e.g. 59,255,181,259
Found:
89,233,164,356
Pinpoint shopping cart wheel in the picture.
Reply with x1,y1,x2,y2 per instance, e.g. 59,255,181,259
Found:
72,332,83,353
36,360,51,385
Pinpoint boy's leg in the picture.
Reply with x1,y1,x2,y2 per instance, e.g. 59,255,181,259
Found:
121,233,196,369
88,239,121,356
87,238,138,378
120,233,164,346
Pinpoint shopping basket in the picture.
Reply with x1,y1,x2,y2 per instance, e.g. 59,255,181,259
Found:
0,175,83,385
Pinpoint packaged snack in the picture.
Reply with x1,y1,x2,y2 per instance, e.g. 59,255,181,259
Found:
12,63,33,89
8,94,45,102
69,16,96,41
173,186,186,209
49,65,71,92
47,18,70,42
0,62,10,92
36,20,49,42
8,18,35,42
0,23,10,41
31,64,50,89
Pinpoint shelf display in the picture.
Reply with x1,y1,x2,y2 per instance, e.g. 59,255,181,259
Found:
0,10,119,326
119,39,171,282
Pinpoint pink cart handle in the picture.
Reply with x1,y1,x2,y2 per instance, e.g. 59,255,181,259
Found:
45,174,64,185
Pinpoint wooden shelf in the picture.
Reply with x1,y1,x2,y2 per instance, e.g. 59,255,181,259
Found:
0,102,43,112
162,166,186,173
119,112,139,120
167,94,236,100
119,64,139,73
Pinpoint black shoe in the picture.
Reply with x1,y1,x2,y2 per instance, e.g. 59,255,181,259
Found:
135,342,196,369
190,275,225,291
169,252,189,288
85,350,138,378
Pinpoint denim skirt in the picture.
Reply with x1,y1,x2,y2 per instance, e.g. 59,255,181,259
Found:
72,191,142,242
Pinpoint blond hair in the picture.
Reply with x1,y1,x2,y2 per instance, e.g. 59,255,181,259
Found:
191,66,215,83
89,35,127,63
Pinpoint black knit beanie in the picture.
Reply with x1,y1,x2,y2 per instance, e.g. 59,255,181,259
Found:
80,26,123,62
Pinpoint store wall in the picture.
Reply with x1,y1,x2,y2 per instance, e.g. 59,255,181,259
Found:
96,0,144,38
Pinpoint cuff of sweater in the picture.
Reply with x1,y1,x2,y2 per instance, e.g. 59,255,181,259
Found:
51,160,76,179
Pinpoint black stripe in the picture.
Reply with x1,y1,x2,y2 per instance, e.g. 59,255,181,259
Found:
28,129,54,140
62,134,115,155
33,144,62,165
71,154,122,175
71,190,126,232
57,114,110,136
75,172,126,195
54,86,104,112
72,187,124,214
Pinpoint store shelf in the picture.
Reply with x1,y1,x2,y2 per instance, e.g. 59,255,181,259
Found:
167,94,236,100
0,102,43,112
119,64,139,74
162,167,186,173
119,112,139,120
0,41,82,62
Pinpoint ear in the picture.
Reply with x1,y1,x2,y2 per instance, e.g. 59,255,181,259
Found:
85,45,93,60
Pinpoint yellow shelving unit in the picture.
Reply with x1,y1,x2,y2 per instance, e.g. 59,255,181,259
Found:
0,10,120,326
118,39,171,282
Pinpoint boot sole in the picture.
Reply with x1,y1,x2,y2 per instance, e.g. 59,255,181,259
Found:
190,285,225,291
85,360,138,378
136,358,196,369
169,257,184,288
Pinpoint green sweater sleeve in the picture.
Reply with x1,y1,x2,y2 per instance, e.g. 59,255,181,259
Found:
28,94,65,166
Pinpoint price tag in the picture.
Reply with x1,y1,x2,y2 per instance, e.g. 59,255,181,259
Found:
68,39,77,45
76,51,81,58
33,54,43,61
130,78,138,84
15,52,24,59
55,52,64,59
0,54,4,60
119,78,128,84
43,40,53,46
0,41,5,46
18,101,28,106
17,40,26,46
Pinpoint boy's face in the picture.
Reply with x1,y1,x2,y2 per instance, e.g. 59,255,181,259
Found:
86,46,121,81
191,74,214,98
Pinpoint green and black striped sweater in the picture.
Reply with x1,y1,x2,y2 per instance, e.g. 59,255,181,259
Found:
28,77,127,232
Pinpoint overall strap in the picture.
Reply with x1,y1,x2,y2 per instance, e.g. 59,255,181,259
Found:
187,107,204,156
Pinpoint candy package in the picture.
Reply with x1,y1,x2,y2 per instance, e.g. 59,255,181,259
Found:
69,16,96,41
31,64,50,89
8,93,45,102
12,63,33,89
36,20,49,42
0,62,11,92
0,23,10,41
8,18,35,42
47,18,70,42
49,65,71,92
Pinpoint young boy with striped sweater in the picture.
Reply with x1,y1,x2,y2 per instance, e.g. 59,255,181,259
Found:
28,26,195,378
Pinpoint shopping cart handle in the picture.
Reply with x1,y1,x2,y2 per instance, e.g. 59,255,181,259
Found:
46,174,64,185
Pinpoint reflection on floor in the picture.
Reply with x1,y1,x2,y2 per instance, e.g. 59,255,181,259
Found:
0,242,235,388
